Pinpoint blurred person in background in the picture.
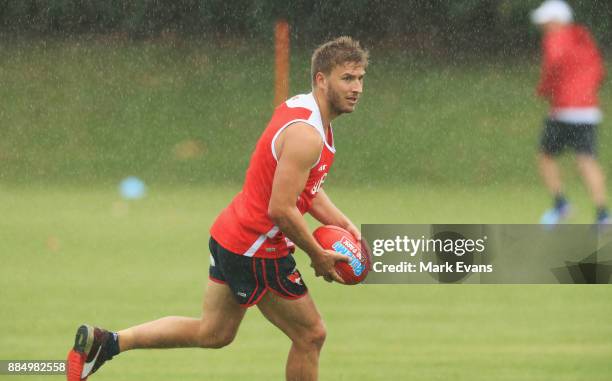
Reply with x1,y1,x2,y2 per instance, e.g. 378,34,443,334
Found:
531,0,608,226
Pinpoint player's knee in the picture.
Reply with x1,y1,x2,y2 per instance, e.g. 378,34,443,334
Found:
208,333,235,349
295,320,326,350
310,323,327,349
197,327,236,349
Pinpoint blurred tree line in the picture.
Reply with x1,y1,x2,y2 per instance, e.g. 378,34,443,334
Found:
1,0,610,54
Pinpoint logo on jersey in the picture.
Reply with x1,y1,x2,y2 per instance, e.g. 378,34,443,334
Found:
318,164,328,171
310,173,328,195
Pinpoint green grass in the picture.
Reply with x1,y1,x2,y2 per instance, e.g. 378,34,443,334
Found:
1,186,611,380
1,36,611,380
2,37,612,186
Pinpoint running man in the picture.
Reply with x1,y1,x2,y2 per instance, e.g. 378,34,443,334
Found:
531,0,609,226
66,36,368,381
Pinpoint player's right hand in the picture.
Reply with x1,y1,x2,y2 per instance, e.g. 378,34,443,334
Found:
310,249,349,284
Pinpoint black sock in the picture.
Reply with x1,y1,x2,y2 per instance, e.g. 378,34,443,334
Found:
554,194,567,210
105,332,121,359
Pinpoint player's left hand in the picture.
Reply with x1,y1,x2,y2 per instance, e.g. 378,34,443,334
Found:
345,222,361,242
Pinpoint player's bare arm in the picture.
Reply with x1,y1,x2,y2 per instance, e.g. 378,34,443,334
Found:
268,122,349,283
308,189,361,241
309,189,374,270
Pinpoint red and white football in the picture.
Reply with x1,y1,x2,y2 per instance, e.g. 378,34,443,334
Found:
312,225,370,285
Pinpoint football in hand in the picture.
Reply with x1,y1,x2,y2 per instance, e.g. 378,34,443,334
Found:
313,225,370,285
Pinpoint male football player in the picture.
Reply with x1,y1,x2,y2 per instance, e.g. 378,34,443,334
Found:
66,36,368,381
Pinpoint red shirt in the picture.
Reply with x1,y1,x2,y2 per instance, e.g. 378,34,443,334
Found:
537,24,604,109
210,93,335,259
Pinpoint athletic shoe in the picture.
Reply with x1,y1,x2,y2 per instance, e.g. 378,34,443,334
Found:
539,203,571,226
596,211,610,229
66,324,115,381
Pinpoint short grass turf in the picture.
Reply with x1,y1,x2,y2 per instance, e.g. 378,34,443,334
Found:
1,185,611,381
2,37,612,187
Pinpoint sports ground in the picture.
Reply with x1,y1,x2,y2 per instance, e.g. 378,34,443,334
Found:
2,186,612,380
1,39,611,380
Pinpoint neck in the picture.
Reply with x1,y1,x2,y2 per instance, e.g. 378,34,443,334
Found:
544,22,569,34
312,88,337,130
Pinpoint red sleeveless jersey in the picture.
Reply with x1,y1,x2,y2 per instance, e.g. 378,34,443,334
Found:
210,93,335,259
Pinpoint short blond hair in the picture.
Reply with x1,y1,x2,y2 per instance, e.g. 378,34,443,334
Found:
311,36,369,85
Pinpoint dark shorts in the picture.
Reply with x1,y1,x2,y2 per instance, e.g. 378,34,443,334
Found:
539,119,597,156
208,237,308,307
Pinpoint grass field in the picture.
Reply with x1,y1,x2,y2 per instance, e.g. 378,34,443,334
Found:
1,35,611,380
2,37,612,187
2,186,611,381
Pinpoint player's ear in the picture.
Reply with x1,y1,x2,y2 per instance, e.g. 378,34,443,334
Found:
314,71,327,89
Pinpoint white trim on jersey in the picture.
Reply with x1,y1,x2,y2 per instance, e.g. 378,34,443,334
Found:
283,93,335,149
297,92,335,153
271,119,321,160
551,107,602,124
270,93,335,167
271,120,325,169
243,225,280,257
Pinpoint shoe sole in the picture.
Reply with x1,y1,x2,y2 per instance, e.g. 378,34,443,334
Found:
73,325,94,355
540,206,573,226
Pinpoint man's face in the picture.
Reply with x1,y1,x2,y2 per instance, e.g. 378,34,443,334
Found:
321,62,366,115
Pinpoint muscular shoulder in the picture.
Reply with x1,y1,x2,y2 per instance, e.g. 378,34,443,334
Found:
275,122,323,166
